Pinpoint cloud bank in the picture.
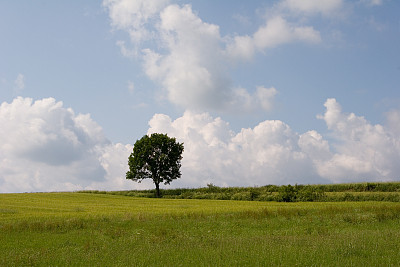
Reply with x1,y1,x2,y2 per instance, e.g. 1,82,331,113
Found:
0,97,152,193
148,98,400,187
1,97,399,192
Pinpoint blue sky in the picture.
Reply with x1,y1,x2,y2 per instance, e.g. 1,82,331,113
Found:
0,0,399,192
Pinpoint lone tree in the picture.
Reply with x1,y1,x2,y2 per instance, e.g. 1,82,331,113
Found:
126,133,184,197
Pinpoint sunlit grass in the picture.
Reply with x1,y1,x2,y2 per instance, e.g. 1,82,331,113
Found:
1,193,400,266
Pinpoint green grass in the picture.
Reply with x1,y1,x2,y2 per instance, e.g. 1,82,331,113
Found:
1,193,400,266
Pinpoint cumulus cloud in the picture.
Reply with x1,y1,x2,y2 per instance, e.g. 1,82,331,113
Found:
142,4,231,110
316,98,400,182
104,0,322,112
105,0,384,113
0,97,148,193
1,97,399,192
147,110,321,187
147,98,400,187
228,86,278,112
227,16,321,61
138,4,286,112
103,0,170,46
253,16,321,49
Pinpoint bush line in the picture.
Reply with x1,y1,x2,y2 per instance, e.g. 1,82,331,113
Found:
77,182,400,202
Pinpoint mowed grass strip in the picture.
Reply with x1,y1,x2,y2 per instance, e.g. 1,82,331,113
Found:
1,193,400,266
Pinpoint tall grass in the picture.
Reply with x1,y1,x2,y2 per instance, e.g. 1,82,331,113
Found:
1,193,400,265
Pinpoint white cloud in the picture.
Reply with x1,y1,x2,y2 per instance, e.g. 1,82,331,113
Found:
316,98,400,182
13,73,25,94
228,86,278,112
147,110,322,187
144,4,236,111
298,130,331,160
1,97,399,192
146,98,400,187
0,97,147,193
225,35,255,61
253,16,321,50
227,16,321,61
105,2,321,112
141,5,318,111
103,0,170,45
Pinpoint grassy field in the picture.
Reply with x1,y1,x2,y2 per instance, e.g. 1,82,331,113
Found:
1,193,400,266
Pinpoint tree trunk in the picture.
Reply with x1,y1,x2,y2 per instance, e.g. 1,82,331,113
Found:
155,182,160,198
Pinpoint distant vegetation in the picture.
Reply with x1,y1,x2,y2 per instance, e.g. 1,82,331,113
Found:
79,182,400,202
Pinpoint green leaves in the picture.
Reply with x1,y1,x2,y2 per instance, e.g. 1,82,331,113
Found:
126,133,184,197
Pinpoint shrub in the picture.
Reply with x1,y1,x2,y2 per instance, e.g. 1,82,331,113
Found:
278,185,297,202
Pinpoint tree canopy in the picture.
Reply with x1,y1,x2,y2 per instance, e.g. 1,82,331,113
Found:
126,133,184,197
